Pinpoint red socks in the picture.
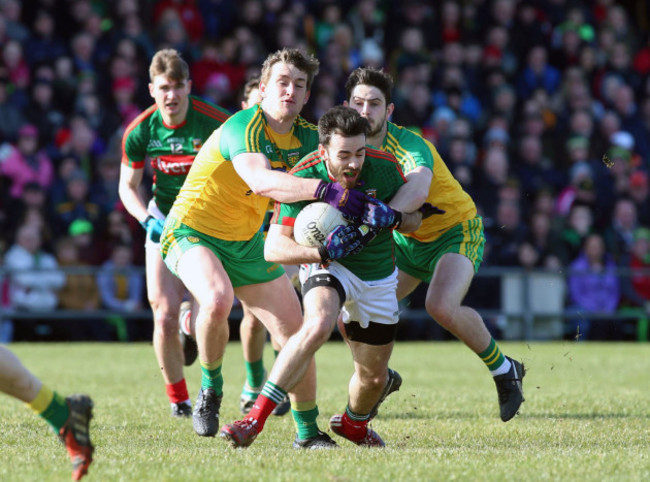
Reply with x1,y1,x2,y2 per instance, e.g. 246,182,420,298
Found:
166,379,190,404
246,394,277,431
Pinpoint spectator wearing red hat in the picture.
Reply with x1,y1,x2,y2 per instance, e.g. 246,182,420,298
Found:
0,124,54,199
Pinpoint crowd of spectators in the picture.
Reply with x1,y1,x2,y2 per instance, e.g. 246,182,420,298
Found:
1,0,650,341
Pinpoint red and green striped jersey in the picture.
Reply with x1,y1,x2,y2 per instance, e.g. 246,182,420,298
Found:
121,95,230,215
274,147,407,281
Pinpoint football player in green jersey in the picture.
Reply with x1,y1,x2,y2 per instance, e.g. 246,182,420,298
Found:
161,49,367,443
220,106,423,448
119,49,230,418
344,67,526,422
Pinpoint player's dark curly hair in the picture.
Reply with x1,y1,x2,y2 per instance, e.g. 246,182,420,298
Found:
261,48,320,90
345,67,393,105
318,106,370,146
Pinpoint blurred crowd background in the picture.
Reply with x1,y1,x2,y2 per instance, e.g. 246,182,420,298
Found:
1,0,649,342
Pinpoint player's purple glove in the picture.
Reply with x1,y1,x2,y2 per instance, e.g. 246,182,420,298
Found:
362,196,403,230
314,181,364,219
318,225,363,263
140,215,165,243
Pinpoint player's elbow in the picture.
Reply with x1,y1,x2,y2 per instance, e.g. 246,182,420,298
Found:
245,173,278,198
263,230,284,263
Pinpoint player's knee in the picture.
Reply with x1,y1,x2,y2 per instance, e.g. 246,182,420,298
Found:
425,296,455,328
152,305,180,334
299,316,335,351
198,296,233,324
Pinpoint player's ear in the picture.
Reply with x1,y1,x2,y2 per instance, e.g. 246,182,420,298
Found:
148,83,154,98
343,100,349,107
386,102,395,117
303,89,310,105
186,79,192,93
318,143,327,159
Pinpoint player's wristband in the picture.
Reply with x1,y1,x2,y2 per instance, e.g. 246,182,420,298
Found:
318,244,331,264
393,210,403,230
140,215,154,230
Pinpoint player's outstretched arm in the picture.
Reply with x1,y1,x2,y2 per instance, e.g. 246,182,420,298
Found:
234,153,322,203
233,153,366,218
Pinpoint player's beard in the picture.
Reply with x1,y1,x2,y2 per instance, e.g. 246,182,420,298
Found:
367,112,388,139
332,166,360,189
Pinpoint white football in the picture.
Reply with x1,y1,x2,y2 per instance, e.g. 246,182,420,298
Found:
293,202,349,247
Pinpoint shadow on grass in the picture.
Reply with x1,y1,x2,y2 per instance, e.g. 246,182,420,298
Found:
379,411,649,421
520,412,649,420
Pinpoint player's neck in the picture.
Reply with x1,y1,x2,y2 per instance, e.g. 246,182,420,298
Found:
264,112,295,135
366,126,387,149
162,104,189,128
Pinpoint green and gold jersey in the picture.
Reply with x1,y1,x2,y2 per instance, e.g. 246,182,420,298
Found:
169,104,319,241
121,95,230,215
274,147,407,281
380,122,476,242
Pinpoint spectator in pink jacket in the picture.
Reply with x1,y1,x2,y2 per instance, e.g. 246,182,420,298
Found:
0,124,54,199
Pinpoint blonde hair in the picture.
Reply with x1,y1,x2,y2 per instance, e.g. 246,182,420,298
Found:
149,49,189,82
261,48,319,90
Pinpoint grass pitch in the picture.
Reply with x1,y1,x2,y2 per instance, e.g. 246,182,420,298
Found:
1,341,648,481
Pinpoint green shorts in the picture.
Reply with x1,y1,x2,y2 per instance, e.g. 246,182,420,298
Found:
161,217,284,288
394,215,485,283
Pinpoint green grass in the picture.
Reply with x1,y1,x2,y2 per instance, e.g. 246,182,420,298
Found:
1,341,649,481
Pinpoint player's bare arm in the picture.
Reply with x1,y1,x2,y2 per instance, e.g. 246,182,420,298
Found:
265,224,322,265
233,152,321,203
394,210,423,234
118,164,149,223
387,166,432,214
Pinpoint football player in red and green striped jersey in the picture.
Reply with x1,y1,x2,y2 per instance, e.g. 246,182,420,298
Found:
220,106,423,448
119,49,229,418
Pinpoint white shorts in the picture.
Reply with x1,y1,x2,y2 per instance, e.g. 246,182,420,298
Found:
299,262,399,328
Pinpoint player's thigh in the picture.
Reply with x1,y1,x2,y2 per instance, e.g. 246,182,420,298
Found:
301,284,342,334
396,269,421,301
176,245,234,311
145,244,185,307
235,274,303,344
240,301,264,329
161,220,235,309
429,252,475,306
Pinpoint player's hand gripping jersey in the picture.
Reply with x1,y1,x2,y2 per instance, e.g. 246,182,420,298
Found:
169,105,319,240
381,122,476,242
121,95,230,215
274,147,406,281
